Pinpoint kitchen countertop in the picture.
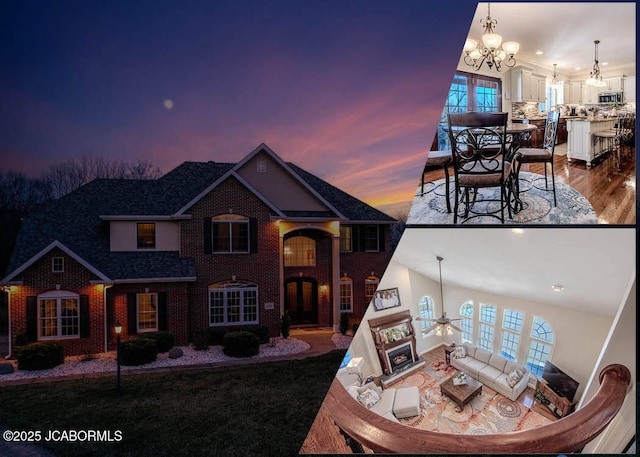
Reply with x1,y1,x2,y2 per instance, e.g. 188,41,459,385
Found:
565,117,616,123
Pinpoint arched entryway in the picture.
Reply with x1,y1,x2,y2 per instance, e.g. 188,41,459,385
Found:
285,277,318,325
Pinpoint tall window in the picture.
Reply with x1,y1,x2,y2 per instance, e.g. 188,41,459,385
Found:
501,309,524,361
436,71,502,150
209,281,259,325
137,223,156,249
418,295,435,335
340,226,352,252
52,257,64,273
339,277,353,313
527,316,554,376
478,303,496,351
364,276,379,305
211,214,249,253
284,236,316,266
460,301,474,344
137,293,158,332
363,225,380,252
38,291,79,339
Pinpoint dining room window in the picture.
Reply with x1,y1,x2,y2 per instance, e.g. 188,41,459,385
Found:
435,71,502,150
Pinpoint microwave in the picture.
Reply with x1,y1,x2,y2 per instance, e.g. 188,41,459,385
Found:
598,92,623,104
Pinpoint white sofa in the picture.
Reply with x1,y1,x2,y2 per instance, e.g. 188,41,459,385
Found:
450,342,530,401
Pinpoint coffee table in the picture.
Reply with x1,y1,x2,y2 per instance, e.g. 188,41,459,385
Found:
440,373,483,408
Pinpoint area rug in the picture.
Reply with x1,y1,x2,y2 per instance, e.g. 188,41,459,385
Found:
386,361,552,435
408,172,598,225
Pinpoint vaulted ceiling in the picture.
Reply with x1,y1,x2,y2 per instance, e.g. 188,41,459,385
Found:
393,228,635,317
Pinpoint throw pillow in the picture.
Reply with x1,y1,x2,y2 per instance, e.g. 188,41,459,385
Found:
515,366,525,378
357,388,381,409
347,385,360,399
506,369,521,388
453,346,466,359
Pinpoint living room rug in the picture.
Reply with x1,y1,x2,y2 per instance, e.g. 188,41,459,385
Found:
408,172,598,225
386,361,552,435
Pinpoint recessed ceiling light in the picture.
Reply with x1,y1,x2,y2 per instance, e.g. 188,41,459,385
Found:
602,62,609,66
552,284,564,292
536,51,544,55
512,228,524,234
575,67,581,70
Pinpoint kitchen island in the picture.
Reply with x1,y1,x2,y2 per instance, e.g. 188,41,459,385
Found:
566,117,616,166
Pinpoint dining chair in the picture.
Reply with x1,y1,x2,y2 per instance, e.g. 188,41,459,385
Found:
447,112,512,224
514,110,560,206
420,149,452,213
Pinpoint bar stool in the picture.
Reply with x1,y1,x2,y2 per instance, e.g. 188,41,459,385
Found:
420,150,452,213
593,115,625,173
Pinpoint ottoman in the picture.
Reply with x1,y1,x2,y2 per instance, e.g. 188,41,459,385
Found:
392,386,421,419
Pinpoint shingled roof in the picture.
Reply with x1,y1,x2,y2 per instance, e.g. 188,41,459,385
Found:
5,149,395,282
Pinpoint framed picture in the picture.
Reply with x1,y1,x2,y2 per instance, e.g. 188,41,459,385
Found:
372,287,401,311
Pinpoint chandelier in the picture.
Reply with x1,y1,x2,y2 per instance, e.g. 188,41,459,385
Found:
462,2,520,72
585,40,607,87
550,64,561,88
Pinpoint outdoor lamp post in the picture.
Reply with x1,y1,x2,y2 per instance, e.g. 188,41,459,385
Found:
114,322,122,392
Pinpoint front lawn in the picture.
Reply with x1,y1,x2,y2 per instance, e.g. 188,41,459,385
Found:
0,350,345,457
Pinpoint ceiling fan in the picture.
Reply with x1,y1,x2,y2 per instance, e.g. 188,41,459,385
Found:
415,256,469,336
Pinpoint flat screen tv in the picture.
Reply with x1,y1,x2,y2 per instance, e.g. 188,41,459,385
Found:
542,360,579,402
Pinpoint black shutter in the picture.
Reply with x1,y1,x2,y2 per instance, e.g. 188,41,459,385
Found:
378,225,385,251
249,218,258,253
79,294,90,338
157,292,168,331
127,292,137,335
26,296,37,342
353,225,361,252
203,218,212,254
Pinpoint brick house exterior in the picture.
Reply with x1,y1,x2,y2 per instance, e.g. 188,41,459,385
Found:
1,144,395,356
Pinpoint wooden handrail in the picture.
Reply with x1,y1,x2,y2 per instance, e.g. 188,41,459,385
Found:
324,364,631,454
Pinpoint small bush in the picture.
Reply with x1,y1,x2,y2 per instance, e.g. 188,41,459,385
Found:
140,331,175,353
207,325,270,345
223,331,260,358
339,313,350,335
120,338,158,366
281,311,291,339
352,322,360,335
208,327,228,346
14,330,29,347
15,342,64,371
191,329,210,351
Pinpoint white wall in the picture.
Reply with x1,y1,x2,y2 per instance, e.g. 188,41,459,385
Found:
110,221,180,252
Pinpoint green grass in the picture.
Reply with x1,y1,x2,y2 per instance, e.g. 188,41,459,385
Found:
0,350,345,457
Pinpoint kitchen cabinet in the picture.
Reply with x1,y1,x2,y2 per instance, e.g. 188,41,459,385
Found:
533,75,547,103
568,82,582,104
623,76,635,102
567,118,616,166
598,76,623,92
511,67,547,103
581,83,599,104
556,118,568,145
528,119,546,148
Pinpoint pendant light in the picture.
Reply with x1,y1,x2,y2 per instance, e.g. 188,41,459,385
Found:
585,40,607,87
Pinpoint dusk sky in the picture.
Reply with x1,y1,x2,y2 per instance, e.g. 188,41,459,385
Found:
1,0,477,215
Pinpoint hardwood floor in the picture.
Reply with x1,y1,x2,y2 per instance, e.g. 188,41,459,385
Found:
421,142,636,224
299,346,557,454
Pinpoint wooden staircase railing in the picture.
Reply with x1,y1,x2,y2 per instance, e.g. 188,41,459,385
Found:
324,364,631,454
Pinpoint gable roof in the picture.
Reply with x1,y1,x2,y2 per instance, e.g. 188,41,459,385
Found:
4,144,395,281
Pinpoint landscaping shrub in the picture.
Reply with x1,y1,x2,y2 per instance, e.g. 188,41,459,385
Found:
339,312,350,335
14,342,64,371
140,331,175,353
352,322,360,335
120,338,158,366
222,331,260,358
208,325,270,345
281,311,291,339
191,329,210,351
208,327,228,346
14,330,29,347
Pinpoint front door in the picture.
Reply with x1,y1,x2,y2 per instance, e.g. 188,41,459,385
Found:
285,278,318,325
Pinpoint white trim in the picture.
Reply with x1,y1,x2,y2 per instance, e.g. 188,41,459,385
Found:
37,291,80,340
51,256,64,273
1,240,111,284
100,215,192,221
136,292,158,333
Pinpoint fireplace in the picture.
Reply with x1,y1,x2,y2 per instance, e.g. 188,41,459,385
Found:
386,342,414,373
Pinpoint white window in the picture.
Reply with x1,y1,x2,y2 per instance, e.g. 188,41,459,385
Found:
418,295,435,335
501,309,524,361
38,291,79,339
211,214,249,253
284,236,316,266
459,301,474,344
209,281,259,325
52,257,64,273
479,303,496,351
257,158,267,172
527,316,554,376
137,293,158,332
364,276,379,305
339,277,352,313
339,226,352,252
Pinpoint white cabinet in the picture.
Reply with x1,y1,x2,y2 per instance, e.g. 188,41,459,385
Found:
534,75,547,102
623,76,635,102
581,83,599,104
598,76,623,92
511,67,547,103
569,82,582,104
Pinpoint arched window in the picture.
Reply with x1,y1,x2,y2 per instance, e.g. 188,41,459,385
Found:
478,303,496,351
418,295,435,335
501,309,525,361
38,290,80,339
209,280,259,325
339,277,353,313
527,316,554,376
284,236,316,266
459,301,474,344
364,276,379,305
